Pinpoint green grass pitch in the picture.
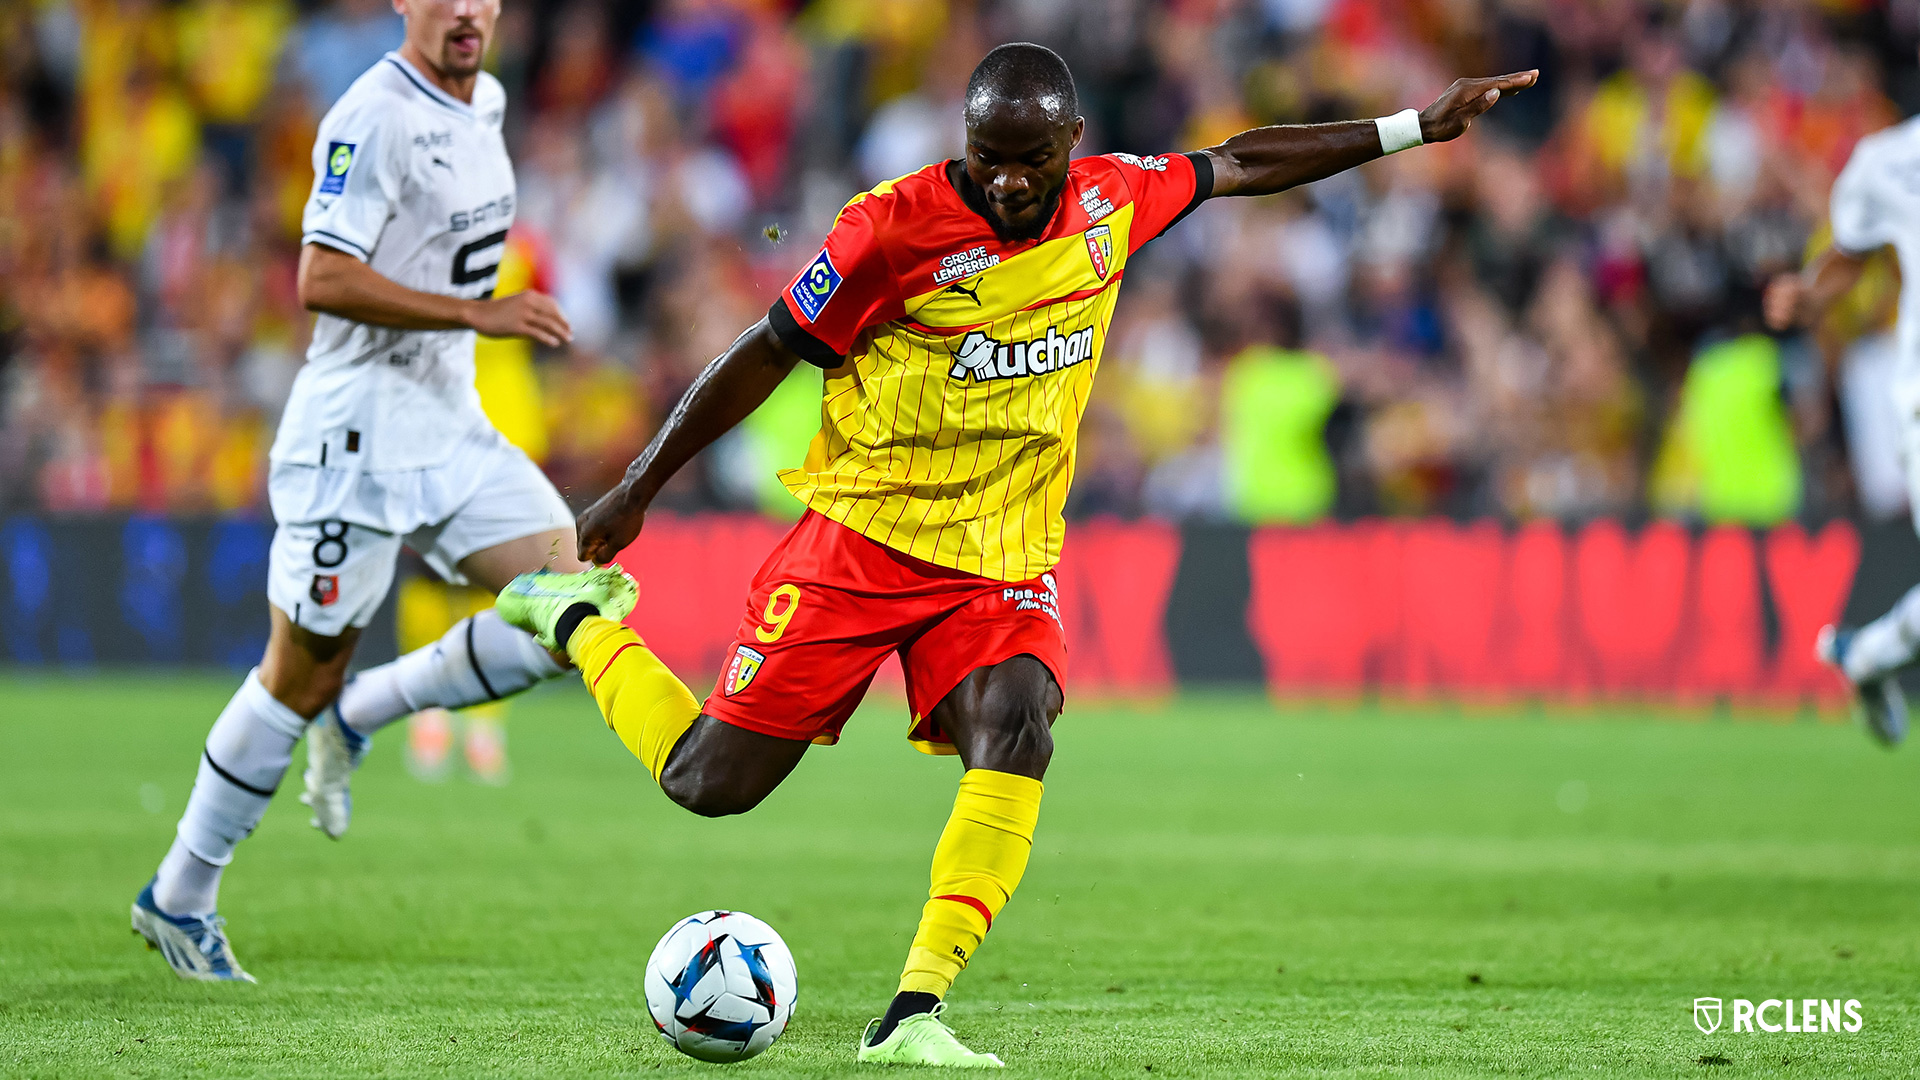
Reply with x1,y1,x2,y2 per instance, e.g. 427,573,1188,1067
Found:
3,674,1918,1078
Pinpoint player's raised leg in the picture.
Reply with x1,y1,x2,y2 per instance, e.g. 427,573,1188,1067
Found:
136,608,360,982
303,525,589,837
857,658,1057,1069
495,569,812,811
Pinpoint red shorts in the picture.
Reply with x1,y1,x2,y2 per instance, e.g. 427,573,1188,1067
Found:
701,511,1067,754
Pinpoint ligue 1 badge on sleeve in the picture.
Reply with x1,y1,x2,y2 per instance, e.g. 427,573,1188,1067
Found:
790,248,841,321
1694,998,1722,1035
321,141,356,195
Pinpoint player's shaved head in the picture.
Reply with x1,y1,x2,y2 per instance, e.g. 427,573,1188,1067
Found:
965,43,1078,129
956,43,1084,242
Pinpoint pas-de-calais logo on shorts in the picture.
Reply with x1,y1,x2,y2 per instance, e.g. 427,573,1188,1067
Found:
725,645,765,696
1001,572,1063,630
1694,997,1863,1035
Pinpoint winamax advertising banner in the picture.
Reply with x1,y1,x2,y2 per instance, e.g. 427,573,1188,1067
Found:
2,514,1907,708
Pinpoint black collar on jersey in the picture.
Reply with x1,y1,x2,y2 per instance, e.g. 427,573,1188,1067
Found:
383,52,473,116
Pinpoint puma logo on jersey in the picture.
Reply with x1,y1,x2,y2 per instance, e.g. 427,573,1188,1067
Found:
947,326,1095,384
431,156,452,171
943,279,982,305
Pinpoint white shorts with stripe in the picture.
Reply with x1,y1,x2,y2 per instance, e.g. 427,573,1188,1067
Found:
265,426,571,636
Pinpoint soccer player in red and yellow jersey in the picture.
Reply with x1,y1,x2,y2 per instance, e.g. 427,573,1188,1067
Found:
501,44,1536,1067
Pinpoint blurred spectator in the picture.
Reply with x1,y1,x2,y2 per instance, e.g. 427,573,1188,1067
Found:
293,0,403,109
1220,300,1342,524
544,346,648,503
176,0,292,191
1650,332,1800,524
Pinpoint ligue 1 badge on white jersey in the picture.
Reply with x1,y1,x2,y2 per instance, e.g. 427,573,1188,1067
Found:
321,141,356,195
725,645,766,696
1694,997,1722,1035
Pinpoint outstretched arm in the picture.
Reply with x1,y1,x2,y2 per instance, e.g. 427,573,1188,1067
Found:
1201,71,1539,199
576,318,803,564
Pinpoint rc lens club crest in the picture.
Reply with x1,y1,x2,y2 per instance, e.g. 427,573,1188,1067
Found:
725,645,765,697
1084,224,1112,279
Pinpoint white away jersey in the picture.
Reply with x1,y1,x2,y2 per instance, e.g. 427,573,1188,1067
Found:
1831,116,1920,367
274,52,516,475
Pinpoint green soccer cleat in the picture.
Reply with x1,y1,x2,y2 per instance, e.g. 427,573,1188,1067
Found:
856,1004,1005,1068
496,566,639,653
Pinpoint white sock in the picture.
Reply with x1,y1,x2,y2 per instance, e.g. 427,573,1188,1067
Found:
153,837,222,917
154,669,307,914
336,609,563,736
1844,583,1920,682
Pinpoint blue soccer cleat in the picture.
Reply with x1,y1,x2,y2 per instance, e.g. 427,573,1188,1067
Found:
1817,624,1907,747
131,878,256,983
301,697,369,839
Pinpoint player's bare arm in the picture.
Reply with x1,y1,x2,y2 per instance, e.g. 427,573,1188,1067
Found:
1202,70,1539,198
576,320,802,564
1765,245,1872,331
298,243,573,346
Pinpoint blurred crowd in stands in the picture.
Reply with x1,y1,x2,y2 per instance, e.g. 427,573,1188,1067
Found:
3,0,1917,527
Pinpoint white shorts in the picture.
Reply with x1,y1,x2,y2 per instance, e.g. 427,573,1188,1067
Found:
266,427,572,636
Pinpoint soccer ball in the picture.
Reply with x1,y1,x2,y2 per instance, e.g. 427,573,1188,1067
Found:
644,910,797,1063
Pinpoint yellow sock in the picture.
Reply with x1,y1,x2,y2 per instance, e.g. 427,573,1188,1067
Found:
568,615,701,780
898,769,1044,998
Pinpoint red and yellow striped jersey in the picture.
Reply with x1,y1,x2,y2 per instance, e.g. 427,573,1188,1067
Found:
769,152,1209,581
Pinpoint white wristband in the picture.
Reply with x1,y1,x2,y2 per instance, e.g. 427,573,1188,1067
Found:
1375,109,1424,155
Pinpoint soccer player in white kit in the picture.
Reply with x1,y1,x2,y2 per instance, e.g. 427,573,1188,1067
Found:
131,0,616,981
1767,112,1920,748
